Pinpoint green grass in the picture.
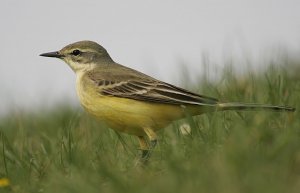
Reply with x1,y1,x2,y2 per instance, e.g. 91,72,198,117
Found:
0,64,299,193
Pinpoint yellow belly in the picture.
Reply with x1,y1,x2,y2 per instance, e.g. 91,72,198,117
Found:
75,74,203,136
79,93,185,135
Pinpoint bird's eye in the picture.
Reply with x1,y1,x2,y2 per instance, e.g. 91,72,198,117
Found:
72,49,81,56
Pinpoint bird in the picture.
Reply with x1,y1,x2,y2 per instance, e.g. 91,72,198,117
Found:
40,40,295,163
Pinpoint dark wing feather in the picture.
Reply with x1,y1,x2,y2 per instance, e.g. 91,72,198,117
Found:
86,66,218,106
100,80,218,106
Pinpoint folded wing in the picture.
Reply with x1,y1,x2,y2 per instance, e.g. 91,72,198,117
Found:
98,79,218,106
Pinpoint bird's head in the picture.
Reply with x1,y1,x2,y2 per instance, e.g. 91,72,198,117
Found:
40,40,113,72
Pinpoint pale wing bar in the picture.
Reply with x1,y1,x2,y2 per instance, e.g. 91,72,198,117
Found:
100,80,218,106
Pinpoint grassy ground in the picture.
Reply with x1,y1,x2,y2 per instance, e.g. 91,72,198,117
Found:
0,64,299,193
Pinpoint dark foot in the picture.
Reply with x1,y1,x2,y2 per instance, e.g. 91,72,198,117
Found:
135,149,150,167
136,140,158,166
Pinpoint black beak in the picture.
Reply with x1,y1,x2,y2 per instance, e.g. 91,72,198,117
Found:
39,51,64,58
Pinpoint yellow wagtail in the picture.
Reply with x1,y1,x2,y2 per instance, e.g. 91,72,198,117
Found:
40,40,295,161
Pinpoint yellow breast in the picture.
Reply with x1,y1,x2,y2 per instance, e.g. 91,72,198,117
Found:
75,72,190,136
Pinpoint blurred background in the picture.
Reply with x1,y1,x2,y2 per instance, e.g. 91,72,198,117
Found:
1,0,300,115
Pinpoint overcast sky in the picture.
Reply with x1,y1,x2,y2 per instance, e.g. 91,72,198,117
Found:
1,0,299,114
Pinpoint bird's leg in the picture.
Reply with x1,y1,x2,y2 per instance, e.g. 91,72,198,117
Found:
135,128,158,166
143,127,158,159
137,136,149,161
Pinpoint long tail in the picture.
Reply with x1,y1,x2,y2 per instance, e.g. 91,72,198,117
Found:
217,102,295,112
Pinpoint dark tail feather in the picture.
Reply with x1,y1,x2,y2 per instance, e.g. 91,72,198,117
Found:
217,102,295,112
